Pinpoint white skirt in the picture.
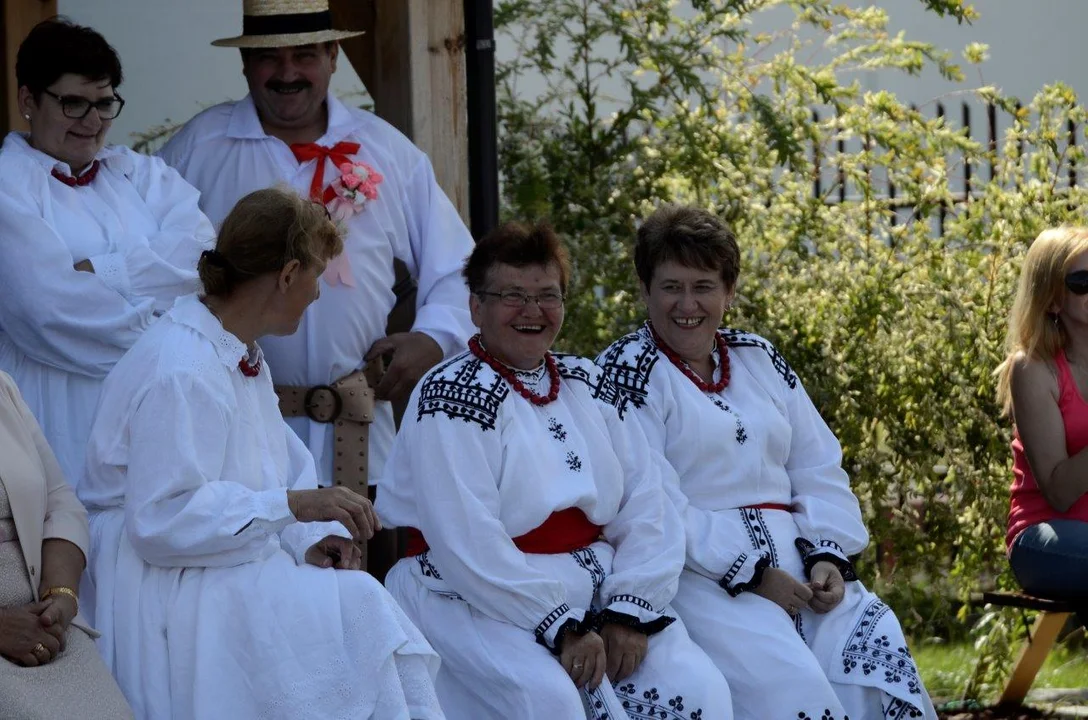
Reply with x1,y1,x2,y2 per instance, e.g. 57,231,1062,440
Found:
386,540,733,720
671,507,936,720
89,508,444,720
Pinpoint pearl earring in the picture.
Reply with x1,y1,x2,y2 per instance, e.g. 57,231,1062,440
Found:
23,114,30,120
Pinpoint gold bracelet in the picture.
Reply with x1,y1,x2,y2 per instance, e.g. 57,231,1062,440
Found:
42,586,79,613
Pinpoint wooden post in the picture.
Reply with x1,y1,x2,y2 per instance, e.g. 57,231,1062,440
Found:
1,0,57,135
998,611,1071,706
331,0,469,222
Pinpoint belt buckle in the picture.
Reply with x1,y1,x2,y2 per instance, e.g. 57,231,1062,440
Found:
304,384,344,423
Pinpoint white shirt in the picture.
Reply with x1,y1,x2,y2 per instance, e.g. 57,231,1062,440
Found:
379,350,685,645
598,324,869,593
79,293,341,565
0,132,214,487
158,94,476,483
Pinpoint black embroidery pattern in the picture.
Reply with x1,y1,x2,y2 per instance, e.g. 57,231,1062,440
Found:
583,684,614,720
720,328,798,389
566,451,583,472
841,599,923,702
883,696,924,719
794,611,807,642
710,398,747,445
740,508,779,567
548,416,568,441
534,603,571,641
614,683,704,720
796,710,847,720
415,551,442,580
555,354,629,419
571,547,606,595
596,332,659,410
417,354,509,430
608,595,655,613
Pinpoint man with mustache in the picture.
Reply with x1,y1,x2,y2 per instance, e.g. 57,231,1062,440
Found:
159,1,475,506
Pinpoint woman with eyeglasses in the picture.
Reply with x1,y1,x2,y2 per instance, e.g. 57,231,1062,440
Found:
378,221,731,720
597,205,937,720
0,18,214,490
996,227,1088,600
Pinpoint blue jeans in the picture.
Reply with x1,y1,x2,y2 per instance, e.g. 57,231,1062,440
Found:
1009,519,1088,599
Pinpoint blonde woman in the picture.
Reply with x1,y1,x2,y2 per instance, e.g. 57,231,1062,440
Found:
80,188,442,719
997,227,1088,598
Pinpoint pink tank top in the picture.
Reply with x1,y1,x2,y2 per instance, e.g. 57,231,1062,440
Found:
1007,350,1088,550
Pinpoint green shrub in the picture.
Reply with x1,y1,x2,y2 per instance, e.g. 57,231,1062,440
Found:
496,0,1088,672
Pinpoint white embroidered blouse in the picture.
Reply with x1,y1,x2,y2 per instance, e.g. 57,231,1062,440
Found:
597,324,868,594
378,351,686,646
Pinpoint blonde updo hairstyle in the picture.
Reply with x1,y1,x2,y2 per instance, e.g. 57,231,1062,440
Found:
198,187,343,298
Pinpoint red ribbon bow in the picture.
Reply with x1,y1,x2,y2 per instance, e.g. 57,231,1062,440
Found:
289,141,361,202
51,160,100,188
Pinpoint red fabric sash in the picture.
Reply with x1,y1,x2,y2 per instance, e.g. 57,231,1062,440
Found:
743,502,792,512
405,507,603,557
289,141,360,201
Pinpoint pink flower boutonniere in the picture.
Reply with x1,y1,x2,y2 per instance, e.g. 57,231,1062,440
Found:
320,160,384,288
325,161,384,223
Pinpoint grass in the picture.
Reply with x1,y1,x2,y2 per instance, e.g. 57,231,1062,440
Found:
915,638,1088,702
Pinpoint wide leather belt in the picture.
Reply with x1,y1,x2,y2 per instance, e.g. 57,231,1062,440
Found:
274,363,382,494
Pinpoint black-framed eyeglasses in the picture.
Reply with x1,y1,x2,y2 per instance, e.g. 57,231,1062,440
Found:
477,289,565,309
41,89,125,120
1066,270,1088,295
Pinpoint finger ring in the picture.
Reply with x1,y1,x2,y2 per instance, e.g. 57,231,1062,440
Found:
33,643,47,655
787,605,797,614
573,663,584,670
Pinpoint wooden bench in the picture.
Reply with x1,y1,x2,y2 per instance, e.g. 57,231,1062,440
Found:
980,591,1082,706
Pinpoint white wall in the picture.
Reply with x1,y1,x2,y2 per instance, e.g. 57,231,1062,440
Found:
56,1,1088,147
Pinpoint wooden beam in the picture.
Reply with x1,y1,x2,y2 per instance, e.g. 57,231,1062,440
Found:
2,0,57,135
331,0,469,222
998,611,1071,706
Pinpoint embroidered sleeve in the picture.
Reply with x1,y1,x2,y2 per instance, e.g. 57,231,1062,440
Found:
123,374,297,568
597,596,675,635
779,350,870,562
596,394,686,627
794,538,858,582
399,155,476,358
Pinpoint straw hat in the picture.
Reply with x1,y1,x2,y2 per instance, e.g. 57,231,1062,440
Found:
212,0,364,48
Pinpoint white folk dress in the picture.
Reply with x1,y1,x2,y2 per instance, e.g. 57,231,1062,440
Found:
379,350,733,720
598,324,937,720
0,132,214,488
158,95,476,483
78,295,443,720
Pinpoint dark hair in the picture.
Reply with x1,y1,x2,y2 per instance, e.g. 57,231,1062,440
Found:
634,205,740,290
16,18,123,100
199,187,343,297
462,221,571,294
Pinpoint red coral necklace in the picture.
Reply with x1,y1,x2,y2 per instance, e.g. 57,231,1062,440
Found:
647,322,730,394
468,334,560,406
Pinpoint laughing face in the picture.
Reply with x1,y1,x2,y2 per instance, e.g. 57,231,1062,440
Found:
641,260,734,364
243,43,337,137
470,262,565,370
20,74,114,173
